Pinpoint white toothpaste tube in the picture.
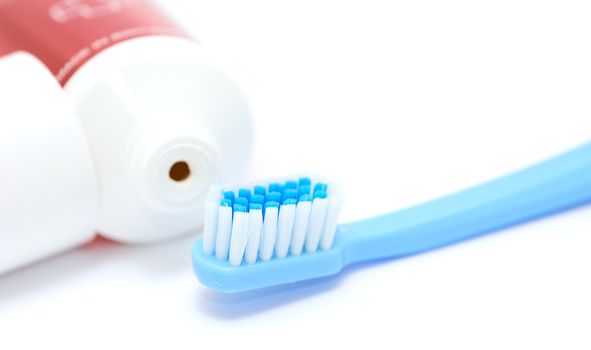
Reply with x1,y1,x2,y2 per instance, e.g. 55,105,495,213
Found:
0,0,253,272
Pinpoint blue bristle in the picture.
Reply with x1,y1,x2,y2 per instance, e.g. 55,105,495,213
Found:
254,185,266,196
233,204,247,213
267,191,282,203
298,185,310,197
282,198,297,206
235,197,249,207
223,191,235,203
298,177,312,186
313,183,328,193
313,190,328,199
282,188,297,201
220,199,232,207
265,201,280,209
284,180,297,190
299,194,312,202
251,194,265,205
268,183,283,193
249,203,263,211
238,188,252,200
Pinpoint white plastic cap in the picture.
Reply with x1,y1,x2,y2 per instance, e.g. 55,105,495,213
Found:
0,52,99,273
65,36,253,243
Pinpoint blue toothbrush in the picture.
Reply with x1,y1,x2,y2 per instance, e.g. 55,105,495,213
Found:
193,142,591,292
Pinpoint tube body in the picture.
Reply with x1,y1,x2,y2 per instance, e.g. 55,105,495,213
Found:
0,1,253,243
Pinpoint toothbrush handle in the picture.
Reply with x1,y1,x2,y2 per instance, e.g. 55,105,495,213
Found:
339,142,591,265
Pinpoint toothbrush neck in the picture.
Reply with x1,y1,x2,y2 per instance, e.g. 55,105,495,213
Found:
337,142,591,266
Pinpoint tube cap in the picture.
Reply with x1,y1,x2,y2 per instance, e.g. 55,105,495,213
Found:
65,36,253,243
0,52,99,273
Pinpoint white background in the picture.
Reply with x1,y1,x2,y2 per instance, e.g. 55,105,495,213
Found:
2,0,591,348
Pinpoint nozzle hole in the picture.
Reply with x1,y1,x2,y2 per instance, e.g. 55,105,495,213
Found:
169,161,191,182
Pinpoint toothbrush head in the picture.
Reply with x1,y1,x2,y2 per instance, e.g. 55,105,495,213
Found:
192,176,345,292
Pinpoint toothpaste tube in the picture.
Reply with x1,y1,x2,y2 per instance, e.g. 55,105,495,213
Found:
0,52,99,273
0,0,253,245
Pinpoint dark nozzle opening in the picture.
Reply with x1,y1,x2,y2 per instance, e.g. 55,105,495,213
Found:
169,161,191,182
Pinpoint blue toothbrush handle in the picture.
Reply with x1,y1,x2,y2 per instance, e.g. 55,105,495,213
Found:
338,142,591,266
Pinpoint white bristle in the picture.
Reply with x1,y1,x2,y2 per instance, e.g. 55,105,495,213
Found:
260,206,279,261
228,211,250,267
202,187,223,255
206,177,344,266
275,203,296,259
304,197,329,253
214,205,233,260
202,200,219,255
320,195,345,250
244,208,263,264
290,200,312,255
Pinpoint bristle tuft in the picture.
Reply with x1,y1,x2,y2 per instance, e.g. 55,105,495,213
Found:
282,188,297,201
209,177,344,266
264,201,280,208
313,190,327,199
251,194,265,205
249,203,263,211
267,191,281,203
282,198,297,206
284,180,298,190
254,185,266,196
298,185,310,197
268,183,283,193
298,177,311,186
299,194,312,202
238,188,252,200
235,197,249,208
233,204,248,213
223,191,235,202
313,183,327,193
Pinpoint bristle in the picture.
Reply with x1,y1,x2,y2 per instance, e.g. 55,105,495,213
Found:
202,188,222,255
313,183,327,193
228,210,250,266
233,203,247,213
268,183,283,194
266,191,281,203
298,185,310,197
299,194,312,202
275,200,296,258
320,194,345,250
284,180,298,190
235,197,249,208
254,185,266,197
260,203,279,261
249,203,263,211
298,177,311,186
290,196,312,255
251,194,265,205
223,191,235,203
305,196,329,253
244,207,263,264
238,188,252,200
215,205,233,260
313,190,327,199
282,188,297,202
209,177,344,266
264,201,280,208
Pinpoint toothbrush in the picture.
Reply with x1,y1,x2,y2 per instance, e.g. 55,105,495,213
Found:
192,142,591,293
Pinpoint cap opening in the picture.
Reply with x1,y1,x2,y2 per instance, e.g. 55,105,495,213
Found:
169,161,191,182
